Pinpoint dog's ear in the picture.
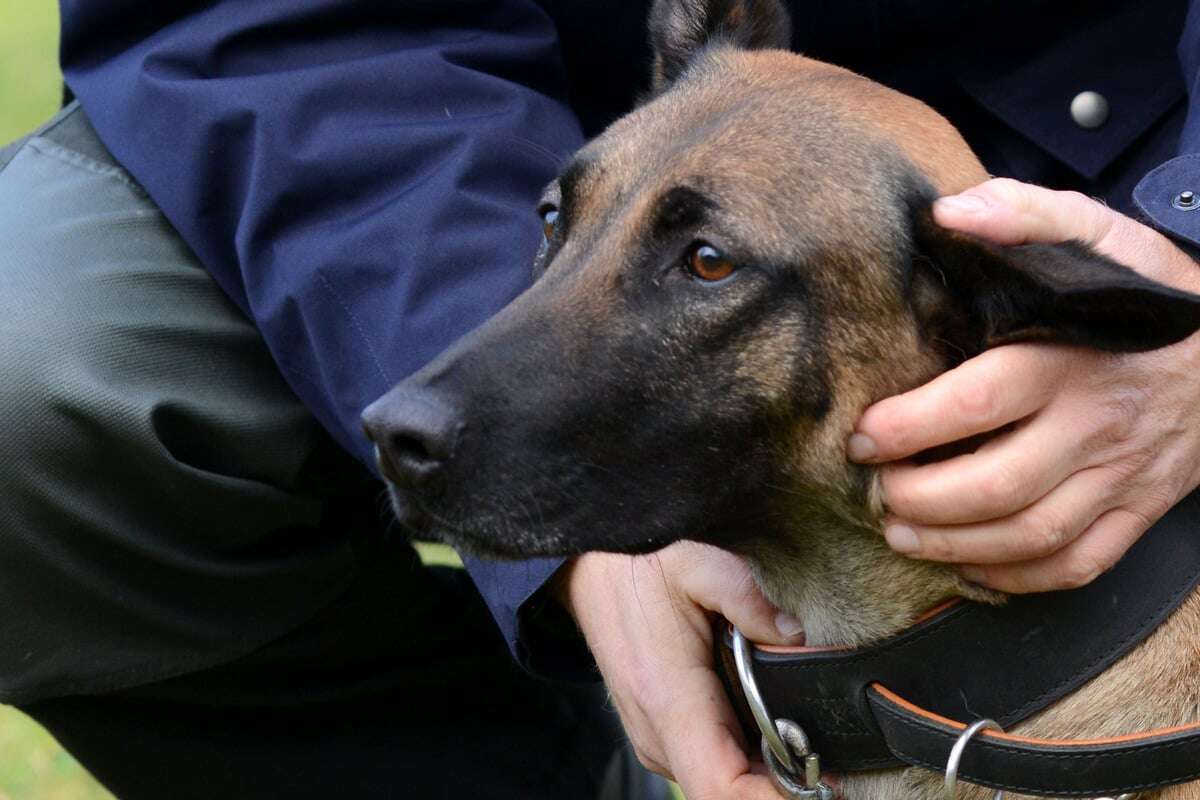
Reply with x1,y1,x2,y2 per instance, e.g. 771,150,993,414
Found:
649,0,792,92
910,210,1200,358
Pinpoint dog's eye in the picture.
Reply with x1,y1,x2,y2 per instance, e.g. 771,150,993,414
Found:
686,243,736,282
540,206,560,241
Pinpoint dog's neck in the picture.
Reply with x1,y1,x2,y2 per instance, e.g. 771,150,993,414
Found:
743,476,999,648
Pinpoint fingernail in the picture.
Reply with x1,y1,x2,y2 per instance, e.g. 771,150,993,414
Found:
847,433,878,462
934,194,989,215
959,566,986,583
774,612,805,639
884,523,920,555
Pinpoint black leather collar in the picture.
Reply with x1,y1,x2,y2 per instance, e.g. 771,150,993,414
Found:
717,488,1200,796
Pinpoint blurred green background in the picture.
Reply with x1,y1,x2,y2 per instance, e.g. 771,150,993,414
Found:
0,0,61,143
0,2,118,797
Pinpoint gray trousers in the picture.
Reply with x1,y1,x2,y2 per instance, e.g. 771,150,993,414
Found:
0,103,625,799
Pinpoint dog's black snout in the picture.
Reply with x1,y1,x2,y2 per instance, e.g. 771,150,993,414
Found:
361,388,463,488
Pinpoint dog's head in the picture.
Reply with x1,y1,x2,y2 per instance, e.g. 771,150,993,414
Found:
363,0,1200,576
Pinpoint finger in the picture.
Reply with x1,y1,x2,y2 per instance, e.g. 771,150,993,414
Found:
851,344,1064,463
881,398,1095,525
958,506,1149,592
663,667,785,800
677,542,806,645
932,178,1115,248
885,466,1118,563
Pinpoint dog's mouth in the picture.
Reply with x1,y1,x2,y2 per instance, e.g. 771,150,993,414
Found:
382,481,683,559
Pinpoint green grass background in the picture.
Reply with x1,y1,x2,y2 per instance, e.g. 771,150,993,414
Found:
0,2,115,798
0,0,60,143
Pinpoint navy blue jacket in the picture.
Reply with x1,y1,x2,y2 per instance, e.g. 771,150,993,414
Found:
60,0,1200,670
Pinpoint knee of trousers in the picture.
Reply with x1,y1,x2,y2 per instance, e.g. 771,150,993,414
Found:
0,285,321,501
0,159,326,508
0,116,361,705
0,283,363,703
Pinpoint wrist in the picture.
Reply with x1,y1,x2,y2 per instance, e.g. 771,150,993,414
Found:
550,555,580,618
551,551,613,624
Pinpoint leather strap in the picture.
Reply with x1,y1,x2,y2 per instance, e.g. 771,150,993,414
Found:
716,487,1200,794
867,684,1200,796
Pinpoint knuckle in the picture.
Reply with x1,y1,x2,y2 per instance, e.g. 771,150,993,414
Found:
1060,554,1109,589
1092,391,1144,448
732,563,764,603
1097,449,1154,491
982,177,1025,202
883,478,934,521
977,462,1023,512
880,470,913,513
1146,492,1175,521
1022,510,1073,557
1124,496,1171,532
951,380,1000,427
921,532,958,562
1063,190,1117,242
874,413,915,454
916,532,964,563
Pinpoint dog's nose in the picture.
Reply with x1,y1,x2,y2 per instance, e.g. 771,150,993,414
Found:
361,388,463,488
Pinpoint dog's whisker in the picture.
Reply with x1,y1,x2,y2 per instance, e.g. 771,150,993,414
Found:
650,552,690,644
932,336,968,361
499,133,574,168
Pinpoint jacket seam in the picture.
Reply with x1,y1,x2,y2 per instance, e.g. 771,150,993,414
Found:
23,136,148,196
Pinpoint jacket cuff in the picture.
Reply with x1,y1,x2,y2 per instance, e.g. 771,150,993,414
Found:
1132,154,1200,259
462,555,596,680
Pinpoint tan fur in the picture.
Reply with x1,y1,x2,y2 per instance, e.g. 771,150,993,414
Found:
733,51,1200,799
738,53,1200,799
552,41,1198,797
734,51,990,194
655,50,1197,798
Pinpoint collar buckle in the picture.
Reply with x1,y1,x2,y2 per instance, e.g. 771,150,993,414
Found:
733,627,834,799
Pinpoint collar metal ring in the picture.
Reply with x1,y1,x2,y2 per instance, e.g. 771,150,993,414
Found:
944,718,1005,800
732,626,796,773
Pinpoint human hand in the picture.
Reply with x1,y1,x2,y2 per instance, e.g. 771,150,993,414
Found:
849,178,1200,593
557,542,805,799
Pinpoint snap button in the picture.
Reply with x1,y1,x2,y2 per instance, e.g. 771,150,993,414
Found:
1173,190,1200,211
1070,91,1109,129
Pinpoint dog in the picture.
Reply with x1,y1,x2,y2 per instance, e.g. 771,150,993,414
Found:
362,0,1200,796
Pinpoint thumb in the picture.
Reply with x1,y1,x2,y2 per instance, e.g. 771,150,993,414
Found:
675,542,806,646
933,177,1115,248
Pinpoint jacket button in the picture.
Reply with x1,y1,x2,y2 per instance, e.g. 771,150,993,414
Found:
1070,91,1110,129
1173,190,1199,211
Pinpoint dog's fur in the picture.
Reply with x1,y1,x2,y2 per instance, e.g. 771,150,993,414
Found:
367,1,1200,796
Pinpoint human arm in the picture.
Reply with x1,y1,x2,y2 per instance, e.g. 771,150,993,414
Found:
558,543,805,800
59,0,581,663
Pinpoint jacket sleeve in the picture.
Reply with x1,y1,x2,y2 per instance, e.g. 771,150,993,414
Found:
59,0,584,670
1133,0,1200,253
